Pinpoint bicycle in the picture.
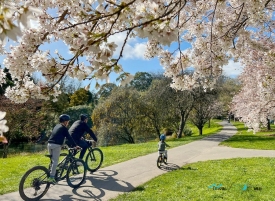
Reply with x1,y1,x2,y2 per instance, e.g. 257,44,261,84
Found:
157,152,167,168
19,147,87,201
84,140,104,172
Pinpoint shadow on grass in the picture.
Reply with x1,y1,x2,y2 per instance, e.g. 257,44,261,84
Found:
180,166,198,171
132,186,145,192
158,163,180,171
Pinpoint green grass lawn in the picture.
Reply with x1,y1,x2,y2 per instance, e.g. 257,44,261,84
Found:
0,120,222,195
110,121,275,201
111,157,275,201
220,121,275,149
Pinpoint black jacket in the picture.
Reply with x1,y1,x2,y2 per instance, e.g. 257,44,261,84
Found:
48,124,76,146
69,120,97,142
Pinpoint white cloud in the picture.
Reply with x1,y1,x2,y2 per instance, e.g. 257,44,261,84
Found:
222,60,244,77
108,32,147,60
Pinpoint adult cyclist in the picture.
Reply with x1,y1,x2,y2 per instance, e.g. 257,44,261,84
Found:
47,114,79,184
68,114,97,160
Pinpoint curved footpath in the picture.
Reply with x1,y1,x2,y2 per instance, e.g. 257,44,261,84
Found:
2,121,275,201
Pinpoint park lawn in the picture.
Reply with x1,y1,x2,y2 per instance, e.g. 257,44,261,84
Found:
110,121,275,201
0,120,222,195
220,121,275,149
110,157,275,201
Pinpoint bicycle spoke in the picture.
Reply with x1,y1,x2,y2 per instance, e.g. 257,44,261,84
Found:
85,148,103,172
19,166,50,201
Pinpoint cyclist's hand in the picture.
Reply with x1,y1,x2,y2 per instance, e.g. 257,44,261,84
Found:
92,140,97,147
75,146,81,150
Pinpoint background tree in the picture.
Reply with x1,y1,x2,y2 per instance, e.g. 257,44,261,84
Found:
0,96,44,158
97,83,117,100
92,87,143,145
63,105,94,128
69,88,92,107
216,76,241,118
190,86,221,135
130,72,153,91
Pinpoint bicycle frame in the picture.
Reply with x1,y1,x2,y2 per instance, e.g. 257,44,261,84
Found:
49,148,80,181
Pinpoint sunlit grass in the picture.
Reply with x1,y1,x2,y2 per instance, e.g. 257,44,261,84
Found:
111,158,275,201
220,121,275,149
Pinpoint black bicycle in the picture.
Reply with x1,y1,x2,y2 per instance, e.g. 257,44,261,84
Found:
85,140,104,172
157,152,167,168
19,147,87,201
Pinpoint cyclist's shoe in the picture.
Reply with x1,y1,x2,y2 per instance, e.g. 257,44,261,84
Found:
47,177,56,184
76,161,83,166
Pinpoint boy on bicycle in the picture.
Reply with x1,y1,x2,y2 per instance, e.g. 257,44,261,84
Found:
158,134,170,160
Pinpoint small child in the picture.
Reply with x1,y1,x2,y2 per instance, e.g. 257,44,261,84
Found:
158,134,170,160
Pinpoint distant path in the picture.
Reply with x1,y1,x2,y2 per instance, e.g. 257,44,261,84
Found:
1,121,275,201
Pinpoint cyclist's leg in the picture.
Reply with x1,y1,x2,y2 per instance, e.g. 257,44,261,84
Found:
48,143,61,178
164,150,168,159
78,139,89,160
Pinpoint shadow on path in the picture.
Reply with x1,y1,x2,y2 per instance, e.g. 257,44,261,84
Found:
158,163,180,171
40,170,134,201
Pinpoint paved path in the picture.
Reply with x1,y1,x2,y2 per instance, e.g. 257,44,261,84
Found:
2,121,275,201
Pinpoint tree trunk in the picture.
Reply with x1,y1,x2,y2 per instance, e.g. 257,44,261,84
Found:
267,118,271,130
208,119,211,128
2,143,9,158
199,127,203,135
177,110,187,138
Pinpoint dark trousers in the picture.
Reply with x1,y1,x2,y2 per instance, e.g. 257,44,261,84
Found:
77,139,90,160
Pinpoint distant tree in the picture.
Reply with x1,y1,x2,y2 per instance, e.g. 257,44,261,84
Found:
69,88,92,106
97,83,117,99
143,77,194,138
92,87,142,145
130,72,153,91
43,92,70,115
216,76,241,117
141,79,173,137
0,96,45,158
63,105,94,128
189,86,221,135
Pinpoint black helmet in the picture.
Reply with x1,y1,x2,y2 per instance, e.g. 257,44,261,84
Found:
80,114,88,121
59,114,70,123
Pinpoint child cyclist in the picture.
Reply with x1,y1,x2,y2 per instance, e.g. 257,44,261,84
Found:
158,133,170,160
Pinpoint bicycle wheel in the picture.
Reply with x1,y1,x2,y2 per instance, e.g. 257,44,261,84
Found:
164,157,167,164
19,166,50,201
85,148,103,172
157,155,162,168
66,159,87,188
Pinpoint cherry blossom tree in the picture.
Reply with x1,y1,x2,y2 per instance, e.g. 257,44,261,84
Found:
230,37,275,132
0,0,274,132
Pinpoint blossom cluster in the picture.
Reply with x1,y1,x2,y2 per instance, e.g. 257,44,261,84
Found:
0,0,274,130
0,111,8,135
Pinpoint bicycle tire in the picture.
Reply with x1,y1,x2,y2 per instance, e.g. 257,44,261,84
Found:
157,155,162,168
66,159,87,188
19,166,50,201
164,157,167,164
85,148,103,172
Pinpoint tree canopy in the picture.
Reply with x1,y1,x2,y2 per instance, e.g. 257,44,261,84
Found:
0,1,274,132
